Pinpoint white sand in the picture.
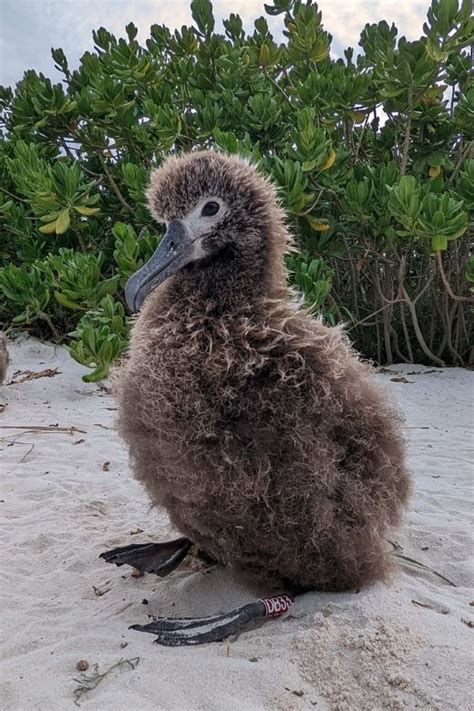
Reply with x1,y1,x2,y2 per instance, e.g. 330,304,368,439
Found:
1,336,473,711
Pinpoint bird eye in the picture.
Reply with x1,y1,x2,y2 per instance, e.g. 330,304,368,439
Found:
201,201,220,217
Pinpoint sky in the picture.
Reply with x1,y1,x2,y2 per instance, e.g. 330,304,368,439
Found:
0,0,429,89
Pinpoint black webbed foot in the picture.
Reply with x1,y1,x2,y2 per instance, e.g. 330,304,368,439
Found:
99,537,192,576
130,594,293,646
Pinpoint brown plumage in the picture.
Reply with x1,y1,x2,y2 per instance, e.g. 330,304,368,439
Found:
113,151,410,593
0,332,9,384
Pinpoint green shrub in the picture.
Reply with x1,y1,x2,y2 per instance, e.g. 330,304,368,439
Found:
68,295,129,382
0,0,472,378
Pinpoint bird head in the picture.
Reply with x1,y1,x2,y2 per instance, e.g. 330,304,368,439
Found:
125,151,289,313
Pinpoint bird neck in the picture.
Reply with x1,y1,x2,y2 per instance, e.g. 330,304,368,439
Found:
167,242,288,315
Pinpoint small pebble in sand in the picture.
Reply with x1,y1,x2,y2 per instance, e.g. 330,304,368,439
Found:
285,687,304,697
76,660,89,672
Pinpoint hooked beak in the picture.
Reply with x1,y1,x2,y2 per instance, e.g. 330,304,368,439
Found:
125,220,190,313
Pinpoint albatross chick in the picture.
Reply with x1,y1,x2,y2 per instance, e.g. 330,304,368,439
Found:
101,151,410,646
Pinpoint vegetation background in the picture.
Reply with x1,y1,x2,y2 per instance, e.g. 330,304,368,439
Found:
0,0,472,381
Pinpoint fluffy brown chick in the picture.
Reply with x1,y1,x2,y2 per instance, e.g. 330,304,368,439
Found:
113,150,410,593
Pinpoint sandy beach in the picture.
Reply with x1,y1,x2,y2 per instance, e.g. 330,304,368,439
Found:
1,336,473,710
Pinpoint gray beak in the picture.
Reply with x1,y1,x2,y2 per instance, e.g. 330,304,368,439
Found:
125,220,190,312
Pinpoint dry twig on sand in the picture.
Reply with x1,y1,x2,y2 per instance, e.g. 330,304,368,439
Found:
389,541,457,587
0,425,86,434
7,368,61,385
73,657,140,706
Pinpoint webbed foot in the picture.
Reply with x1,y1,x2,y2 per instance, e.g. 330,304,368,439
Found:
99,537,192,577
130,594,293,646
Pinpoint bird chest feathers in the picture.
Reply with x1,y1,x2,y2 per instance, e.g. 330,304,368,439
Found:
117,300,325,497
126,305,281,432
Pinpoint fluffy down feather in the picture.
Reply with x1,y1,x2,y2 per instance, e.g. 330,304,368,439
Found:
113,151,410,592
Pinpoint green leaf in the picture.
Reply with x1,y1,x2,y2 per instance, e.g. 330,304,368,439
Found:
74,206,101,216
425,37,449,62
82,365,108,383
54,291,84,310
55,209,70,234
39,220,58,234
259,43,271,67
40,211,60,223
431,235,448,251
